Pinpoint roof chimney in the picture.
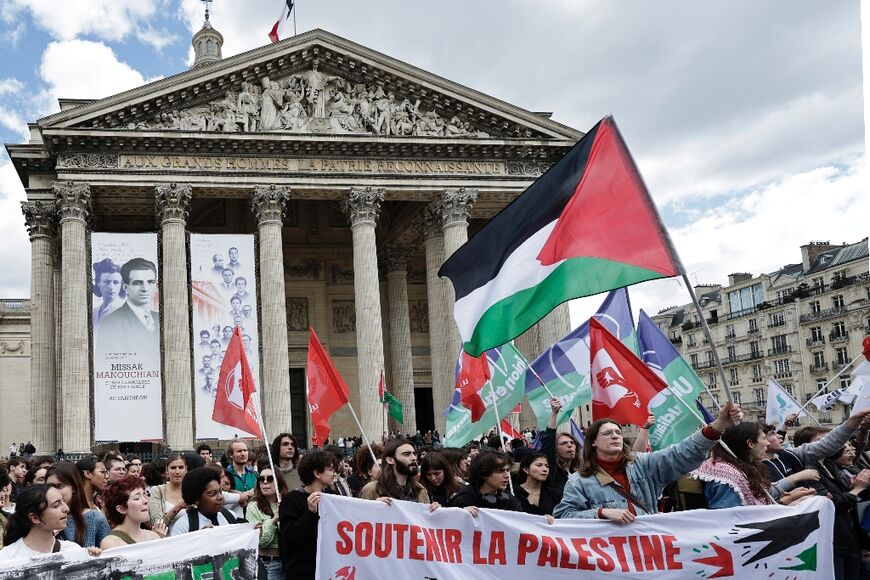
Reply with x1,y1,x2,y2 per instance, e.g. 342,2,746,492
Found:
800,241,835,271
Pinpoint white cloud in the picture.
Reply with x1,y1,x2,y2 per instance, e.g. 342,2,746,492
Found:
0,155,31,298
38,40,158,109
0,105,28,140
0,78,24,96
570,158,870,327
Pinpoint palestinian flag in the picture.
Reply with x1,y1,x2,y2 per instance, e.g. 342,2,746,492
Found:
439,116,680,357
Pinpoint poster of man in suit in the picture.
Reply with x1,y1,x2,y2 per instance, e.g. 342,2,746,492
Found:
190,234,261,439
91,233,163,442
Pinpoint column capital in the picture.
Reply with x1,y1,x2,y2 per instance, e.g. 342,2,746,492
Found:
21,200,57,239
342,186,384,227
416,201,443,240
53,181,91,223
440,187,478,226
252,184,291,225
155,183,192,224
382,245,412,273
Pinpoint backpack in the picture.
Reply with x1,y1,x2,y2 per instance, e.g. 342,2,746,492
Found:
186,507,238,532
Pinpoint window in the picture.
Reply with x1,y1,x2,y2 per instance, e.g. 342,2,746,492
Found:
706,351,714,365
813,351,826,367
755,389,765,405
769,311,785,327
771,334,789,353
840,378,851,390
774,359,790,374
687,334,696,347
832,295,845,309
812,276,824,288
728,283,763,313
832,321,846,338
752,364,762,379
748,319,758,333
726,324,735,339
816,378,828,393
729,368,739,383
836,347,849,365
709,372,717,385
750,341,761,357
811,326,823,342
727,346,736,361
776,289,793,301
809,300,821,314
784,384,794,397
733,391,742,405
690,353,698,367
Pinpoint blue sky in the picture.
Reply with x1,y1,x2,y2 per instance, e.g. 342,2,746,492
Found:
0,0,866,320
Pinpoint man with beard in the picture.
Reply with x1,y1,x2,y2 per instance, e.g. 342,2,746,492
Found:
359,439,432,504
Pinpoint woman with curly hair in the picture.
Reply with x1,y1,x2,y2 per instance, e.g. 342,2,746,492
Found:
45,462,110,547
91,258,125,327
101,475,165,548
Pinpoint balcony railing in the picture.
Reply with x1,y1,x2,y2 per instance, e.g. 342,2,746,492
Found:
729,380,739,387
834,361,851,370
752,376,764,383
768,319,786,328
800,306,846,324
721,351,765,365
725,332,737,340
810,363,829,374
829,331,849,344
774,371,793,380
748,327,760,334
768,345,792,356
669,336,682,345
806,337,825,347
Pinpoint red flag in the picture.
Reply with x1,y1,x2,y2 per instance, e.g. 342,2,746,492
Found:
212,327,262,437
378,370,385,402
307,327,349,446
500,418,522,441
589,318,667,427
456,351,489,422
268,0,294,43
863,336,870,361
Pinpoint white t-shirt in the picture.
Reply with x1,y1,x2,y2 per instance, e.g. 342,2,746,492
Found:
0,537,79,561
169,510,236,536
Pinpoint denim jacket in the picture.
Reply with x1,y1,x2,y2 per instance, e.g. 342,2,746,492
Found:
553,429,717,519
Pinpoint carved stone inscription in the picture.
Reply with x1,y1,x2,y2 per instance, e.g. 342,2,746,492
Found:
115,154,507,176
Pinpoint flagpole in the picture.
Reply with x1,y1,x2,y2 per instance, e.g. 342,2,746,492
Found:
511,344,556,398
794,352,866,417
293,0,297,36
768,377,822,427
345,400,381,472
485,379,514,496
252,392,281,505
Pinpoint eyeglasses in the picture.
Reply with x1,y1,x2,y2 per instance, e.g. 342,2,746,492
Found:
203,489,221,498
258,475,275,484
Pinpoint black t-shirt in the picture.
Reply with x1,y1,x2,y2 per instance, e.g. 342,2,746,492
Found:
514,483,563,516
447,484,522,511
279,489,320,580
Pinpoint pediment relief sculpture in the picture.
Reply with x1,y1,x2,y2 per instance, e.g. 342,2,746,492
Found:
141,61,491,138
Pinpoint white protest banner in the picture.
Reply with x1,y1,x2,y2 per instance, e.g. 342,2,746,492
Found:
0,523,259,578
765,377,804,427
190,234,261,439
91,233,163,442
317,494,833,579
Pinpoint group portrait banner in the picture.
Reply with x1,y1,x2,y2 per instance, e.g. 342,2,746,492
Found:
190,234,261,439
91,232,163,442
317,494,834,579
0,523,258,578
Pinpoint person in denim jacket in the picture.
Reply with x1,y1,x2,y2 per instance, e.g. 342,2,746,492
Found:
554,402,743,522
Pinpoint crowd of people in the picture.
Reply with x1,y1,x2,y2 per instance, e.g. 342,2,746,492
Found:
2,401,870,579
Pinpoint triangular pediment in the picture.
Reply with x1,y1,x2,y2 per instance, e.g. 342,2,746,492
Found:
38,29,581,141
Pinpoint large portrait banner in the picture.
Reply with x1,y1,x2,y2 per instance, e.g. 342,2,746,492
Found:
91,233,163,442
191,234,261,439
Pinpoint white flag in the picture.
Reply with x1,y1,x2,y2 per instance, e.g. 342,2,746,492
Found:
848,361,870,416
811,389,844,412
765,377,803,426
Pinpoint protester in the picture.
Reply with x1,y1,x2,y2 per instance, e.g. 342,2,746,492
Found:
149,452,188,528
170,467,239,535
196,443,213,463
271,433,301,490
30,456,54,470
102,453,128,484
440,447,470,486
692,421,815,508
540,399,581,492
24,465,47,487
360,439,431,504
420,453,461,505
0,485,99,561
143,457,165,487
346,445,381,497
75,456,108,509
554,402,743,521
0,471,10,538
322,447,352,496
448,450,522,515
225,440,257,496
7,457,27,503
246,459,287,580
761,423,823,492
279,450,335,580
125,455,143,478
515,452,563,516
45,462,111,547
101,475,165,548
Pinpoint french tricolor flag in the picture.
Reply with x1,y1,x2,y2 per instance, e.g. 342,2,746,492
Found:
268,0,295,44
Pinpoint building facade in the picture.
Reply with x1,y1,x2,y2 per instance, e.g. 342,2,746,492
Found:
6,25,576,453
653,239,869,426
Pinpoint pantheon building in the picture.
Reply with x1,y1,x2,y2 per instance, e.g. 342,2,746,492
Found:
7,20,579,453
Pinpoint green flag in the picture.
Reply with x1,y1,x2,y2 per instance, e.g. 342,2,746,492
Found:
382,390,404,425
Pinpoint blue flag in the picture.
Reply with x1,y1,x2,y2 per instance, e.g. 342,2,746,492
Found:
524,288,638,429
569,419,586,448
696,400,715,423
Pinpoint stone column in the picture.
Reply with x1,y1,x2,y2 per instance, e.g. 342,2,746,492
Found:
252,185,293,437
418,203,451,432
440,187,478,382
342,187,386,441
55,182,92,453
22,201,57,453
156,184,194,449
383,245,417,433
53,244,63,443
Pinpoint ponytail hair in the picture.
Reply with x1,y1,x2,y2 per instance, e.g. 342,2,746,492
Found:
3,485,51,546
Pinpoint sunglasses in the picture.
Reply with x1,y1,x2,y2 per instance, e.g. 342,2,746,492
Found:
258,475,275,484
